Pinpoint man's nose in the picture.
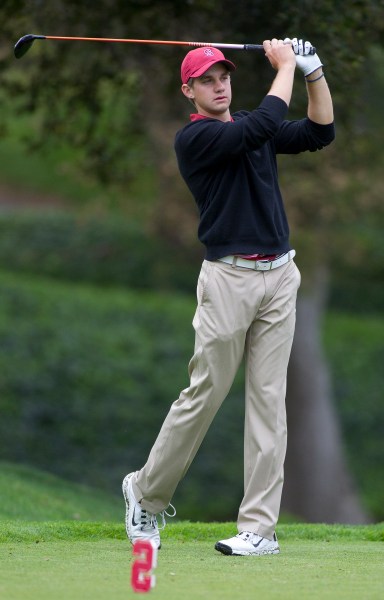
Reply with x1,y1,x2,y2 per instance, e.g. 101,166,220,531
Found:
214,78,225,90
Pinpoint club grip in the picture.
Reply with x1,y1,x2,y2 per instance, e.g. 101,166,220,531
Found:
244,44,264,51
244,43,316,55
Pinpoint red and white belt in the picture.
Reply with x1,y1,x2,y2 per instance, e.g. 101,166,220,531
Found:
217,250,296,271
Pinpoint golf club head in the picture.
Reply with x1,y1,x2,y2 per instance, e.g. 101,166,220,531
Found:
14,34,45,59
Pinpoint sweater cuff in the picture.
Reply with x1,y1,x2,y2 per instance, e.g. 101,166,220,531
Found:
259,94,289,118
307,117,335,131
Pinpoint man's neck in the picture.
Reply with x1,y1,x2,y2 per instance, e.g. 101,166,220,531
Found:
194,110,232,122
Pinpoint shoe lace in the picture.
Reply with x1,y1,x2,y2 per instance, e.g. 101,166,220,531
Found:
140,509,158,531
237,531,252,541
139,504,176,532
158,503,177,531
237,531,264,544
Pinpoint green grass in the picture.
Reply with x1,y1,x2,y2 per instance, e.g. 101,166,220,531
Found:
1,519,383,544
0,464,383,599
0,522,383,600
0,462,122,522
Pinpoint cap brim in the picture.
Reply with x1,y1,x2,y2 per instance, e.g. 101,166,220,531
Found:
192,58,236,79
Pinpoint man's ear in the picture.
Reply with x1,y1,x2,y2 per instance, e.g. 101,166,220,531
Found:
181,83,194,100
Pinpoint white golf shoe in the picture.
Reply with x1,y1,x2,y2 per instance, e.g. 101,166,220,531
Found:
122,472,175,550
215,531,280,556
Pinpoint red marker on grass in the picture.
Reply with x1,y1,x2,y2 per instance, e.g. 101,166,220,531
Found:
131,539,158,593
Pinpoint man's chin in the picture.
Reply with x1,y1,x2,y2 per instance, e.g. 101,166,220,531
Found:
208,104,230,117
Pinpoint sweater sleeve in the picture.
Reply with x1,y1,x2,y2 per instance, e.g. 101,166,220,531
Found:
175,95,288,169
273,118,336,154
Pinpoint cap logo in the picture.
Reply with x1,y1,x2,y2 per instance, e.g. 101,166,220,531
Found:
203,48,215,56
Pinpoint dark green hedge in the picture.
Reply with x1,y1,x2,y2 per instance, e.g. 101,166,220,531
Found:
0,211,382,313
0,270,383,521
0,211,201,294
0,270,245,521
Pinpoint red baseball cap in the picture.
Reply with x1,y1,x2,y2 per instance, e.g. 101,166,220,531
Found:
181,46,236,84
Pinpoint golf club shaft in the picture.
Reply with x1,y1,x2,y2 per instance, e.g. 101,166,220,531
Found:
44,36,263,50
23,35,264,50
14,34,316,58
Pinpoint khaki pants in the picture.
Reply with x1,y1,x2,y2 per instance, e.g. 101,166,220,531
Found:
133,258,301,538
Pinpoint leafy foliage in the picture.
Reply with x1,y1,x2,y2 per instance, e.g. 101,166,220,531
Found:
323,313,384,519
0,270,382,520
0,269,245,521
1,0,384,187
0,210,200,292
1,209,383,310
1,1,383,278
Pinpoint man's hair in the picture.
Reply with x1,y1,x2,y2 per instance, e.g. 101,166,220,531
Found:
185,77,195,106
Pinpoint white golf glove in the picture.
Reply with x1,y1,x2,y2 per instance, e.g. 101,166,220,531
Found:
284,37,323,76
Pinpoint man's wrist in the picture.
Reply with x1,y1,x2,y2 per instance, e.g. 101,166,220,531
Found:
305,67,323,82
278,63,296,73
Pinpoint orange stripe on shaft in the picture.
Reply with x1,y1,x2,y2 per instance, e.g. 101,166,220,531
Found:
44,36,214,46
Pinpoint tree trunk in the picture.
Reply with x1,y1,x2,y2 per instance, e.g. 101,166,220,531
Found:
283,265,371,523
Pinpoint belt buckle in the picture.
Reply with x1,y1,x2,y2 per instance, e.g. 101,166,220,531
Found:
255,259,271,271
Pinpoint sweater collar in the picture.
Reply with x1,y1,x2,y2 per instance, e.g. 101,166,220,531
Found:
190,113,234,122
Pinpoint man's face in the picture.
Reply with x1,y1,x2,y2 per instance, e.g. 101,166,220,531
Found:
182,63,232,121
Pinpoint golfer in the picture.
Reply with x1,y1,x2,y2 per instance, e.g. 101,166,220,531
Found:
123,37,335,556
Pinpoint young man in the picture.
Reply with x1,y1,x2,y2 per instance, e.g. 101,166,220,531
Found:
123,38,335,556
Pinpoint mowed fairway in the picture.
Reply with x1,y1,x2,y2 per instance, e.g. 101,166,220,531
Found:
1,522,383,600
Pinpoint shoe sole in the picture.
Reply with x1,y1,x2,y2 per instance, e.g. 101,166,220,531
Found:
122,473,135,543
122,473,161,550
215,542,280,556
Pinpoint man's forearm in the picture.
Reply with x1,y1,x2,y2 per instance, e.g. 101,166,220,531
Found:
306,67,334,124
268,64,296,107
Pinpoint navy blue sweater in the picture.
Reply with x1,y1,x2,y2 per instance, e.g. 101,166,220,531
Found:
174,95,335,260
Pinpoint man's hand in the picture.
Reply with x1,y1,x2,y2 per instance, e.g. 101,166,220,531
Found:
264,38,296,106
285,37,323,76
263,38,296,72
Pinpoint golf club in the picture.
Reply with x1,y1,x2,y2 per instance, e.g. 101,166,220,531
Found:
14,34,316,59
